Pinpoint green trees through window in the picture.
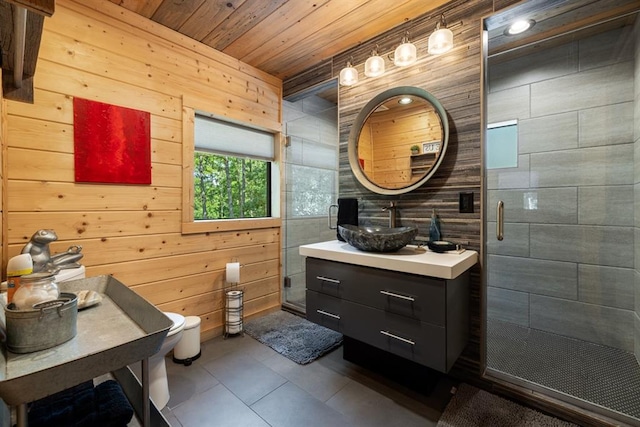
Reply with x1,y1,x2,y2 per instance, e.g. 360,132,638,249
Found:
193,152,269,220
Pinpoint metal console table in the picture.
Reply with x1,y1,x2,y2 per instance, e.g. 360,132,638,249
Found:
0,275,171,427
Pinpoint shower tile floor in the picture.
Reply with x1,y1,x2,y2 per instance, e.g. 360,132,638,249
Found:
487,319,640,421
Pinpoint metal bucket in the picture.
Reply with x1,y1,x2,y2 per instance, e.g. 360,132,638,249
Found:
5,292,78,353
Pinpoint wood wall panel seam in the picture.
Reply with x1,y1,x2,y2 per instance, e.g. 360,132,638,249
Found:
7,230,281,263
6,211,183,242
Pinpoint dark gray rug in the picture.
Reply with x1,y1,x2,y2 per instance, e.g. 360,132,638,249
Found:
244,310,342,365
437,383,578,427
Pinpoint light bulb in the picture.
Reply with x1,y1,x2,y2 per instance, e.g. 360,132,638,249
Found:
394,42,417,67
339,63,358,86
504,19,536,36
365,54,385,78
428,27,453,54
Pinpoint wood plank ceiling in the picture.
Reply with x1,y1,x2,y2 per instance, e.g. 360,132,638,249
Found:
108,0,640,84
108,0,450,81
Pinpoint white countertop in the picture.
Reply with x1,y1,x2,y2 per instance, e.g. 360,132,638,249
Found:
299,240,478,280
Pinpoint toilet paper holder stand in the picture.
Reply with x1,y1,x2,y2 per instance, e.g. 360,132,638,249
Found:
224,260,244,338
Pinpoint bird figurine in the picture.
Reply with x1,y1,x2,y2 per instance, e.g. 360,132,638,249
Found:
21,229,83,273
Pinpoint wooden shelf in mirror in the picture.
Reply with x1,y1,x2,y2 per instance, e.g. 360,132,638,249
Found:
410,152,437,174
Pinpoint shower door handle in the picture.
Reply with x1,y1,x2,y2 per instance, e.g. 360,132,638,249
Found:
496,200,504,241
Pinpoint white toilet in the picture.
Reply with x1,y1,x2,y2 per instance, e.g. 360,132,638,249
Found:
149,312,186,409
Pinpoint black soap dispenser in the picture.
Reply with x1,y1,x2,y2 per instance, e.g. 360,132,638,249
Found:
429,209,441,242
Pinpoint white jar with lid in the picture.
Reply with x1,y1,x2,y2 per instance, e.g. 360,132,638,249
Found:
11,272,59,310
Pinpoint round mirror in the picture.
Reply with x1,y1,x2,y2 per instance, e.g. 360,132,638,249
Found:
348,86,449,195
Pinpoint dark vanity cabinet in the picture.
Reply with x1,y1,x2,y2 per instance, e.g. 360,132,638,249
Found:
306,257,469,373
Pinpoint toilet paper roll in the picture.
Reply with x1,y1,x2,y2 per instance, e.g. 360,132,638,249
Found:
227,312,242,334
226,262,240,284
226,290,243,308
227,323,242,334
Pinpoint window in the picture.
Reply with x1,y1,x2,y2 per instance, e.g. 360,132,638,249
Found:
193,152,270,219
193,114,275,221
486,120,518,169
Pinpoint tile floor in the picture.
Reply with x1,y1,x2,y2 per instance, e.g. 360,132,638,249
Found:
487,319,640,421
136,333,458,427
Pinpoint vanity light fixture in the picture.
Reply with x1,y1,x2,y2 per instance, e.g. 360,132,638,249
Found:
364,45,385,78
504,19,536,36
428,14,454,55
339,58,359,86
393,31,417,67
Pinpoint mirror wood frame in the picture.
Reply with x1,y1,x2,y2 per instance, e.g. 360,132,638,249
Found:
348,86,449,195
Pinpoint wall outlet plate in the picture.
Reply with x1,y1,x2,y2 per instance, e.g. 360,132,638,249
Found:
459,192,474,213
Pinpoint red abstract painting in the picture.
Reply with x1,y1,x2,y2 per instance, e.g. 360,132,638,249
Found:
73,98,151,185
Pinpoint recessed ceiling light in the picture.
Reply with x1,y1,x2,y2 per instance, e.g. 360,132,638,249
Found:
398,97,413,105
504,19,536,36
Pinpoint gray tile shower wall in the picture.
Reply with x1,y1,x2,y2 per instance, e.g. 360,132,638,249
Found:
529,295,635,351
487,25,637,351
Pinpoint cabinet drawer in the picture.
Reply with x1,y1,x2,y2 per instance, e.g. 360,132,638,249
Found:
306,257,356,298
343,264,445,326
306,290,344,333
306,258,445,325
342,301,446,372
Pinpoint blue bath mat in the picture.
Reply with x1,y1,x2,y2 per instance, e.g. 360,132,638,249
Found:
244,310,343,365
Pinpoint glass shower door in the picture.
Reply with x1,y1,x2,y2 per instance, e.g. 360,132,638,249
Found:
281,83,339,313
484,8,639,424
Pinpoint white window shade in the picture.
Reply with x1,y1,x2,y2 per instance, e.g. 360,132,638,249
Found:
195,114,275,160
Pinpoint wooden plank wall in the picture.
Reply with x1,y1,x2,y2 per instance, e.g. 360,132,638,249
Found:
284,0,505,377
1,0,283,341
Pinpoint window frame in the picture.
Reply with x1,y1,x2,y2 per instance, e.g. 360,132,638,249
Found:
182,105,282,235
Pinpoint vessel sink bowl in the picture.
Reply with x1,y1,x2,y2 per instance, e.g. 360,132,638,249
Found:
338,225,418,253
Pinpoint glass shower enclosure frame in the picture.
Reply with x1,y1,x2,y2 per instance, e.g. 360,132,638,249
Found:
482,2,640,425
281,81,339,313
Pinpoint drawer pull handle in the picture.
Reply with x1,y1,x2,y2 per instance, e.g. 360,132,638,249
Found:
379,290,415,302
316,310,340,320
380,330,415,345
316,276,340,285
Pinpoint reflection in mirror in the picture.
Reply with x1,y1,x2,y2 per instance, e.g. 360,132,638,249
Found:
358,95,443,189
348,86,449,195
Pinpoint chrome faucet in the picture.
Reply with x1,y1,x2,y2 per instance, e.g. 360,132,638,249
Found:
382,201,398,228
